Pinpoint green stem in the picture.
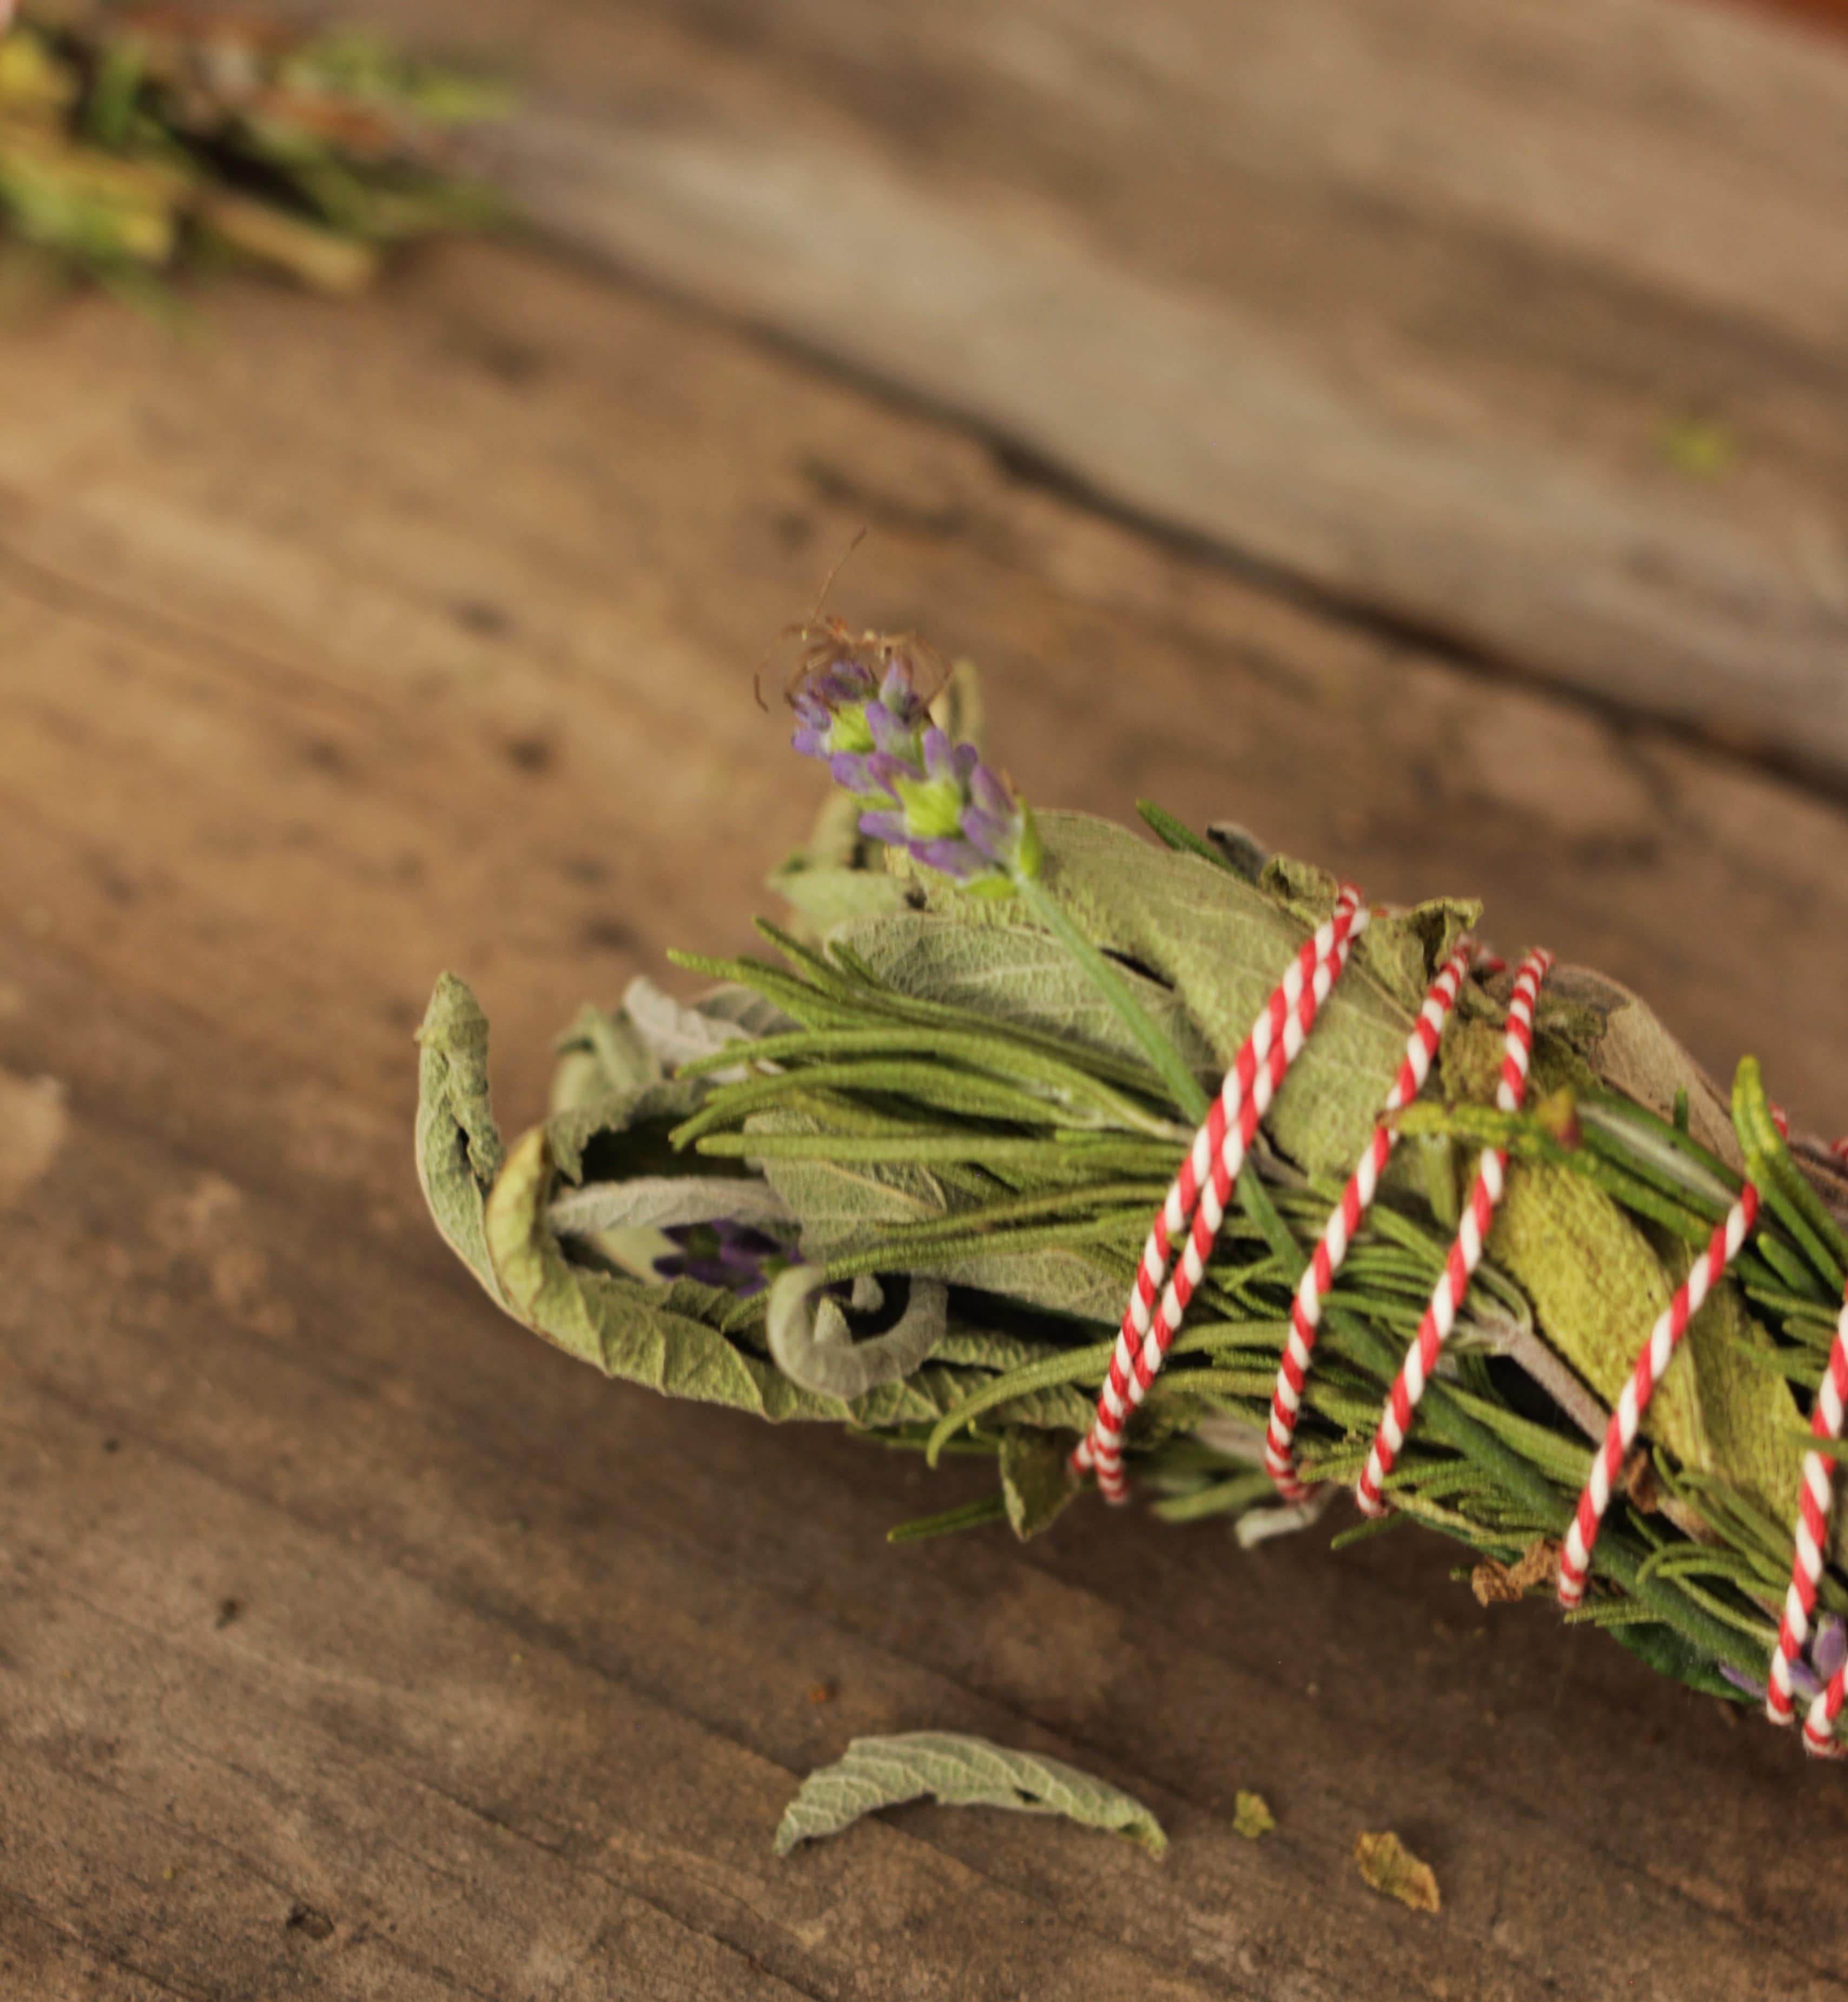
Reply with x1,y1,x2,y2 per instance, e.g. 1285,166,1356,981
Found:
1017,875,1210,1123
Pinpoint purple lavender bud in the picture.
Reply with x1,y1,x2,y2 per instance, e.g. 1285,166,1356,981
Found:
877,661,929,724
857,809,909,847
822,661,877,705
913,835,988,880
920,726,952,781
787,637,1037,884
827,750,877,794
864,698,915,757
970,763,1014,819
1719,1663,1766,1702
959,804,1016,862
655,1219,784,1298
1816,1614,1848,1685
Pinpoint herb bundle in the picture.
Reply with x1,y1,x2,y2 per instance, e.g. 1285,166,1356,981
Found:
0,2,507,303
416,629,1848,1743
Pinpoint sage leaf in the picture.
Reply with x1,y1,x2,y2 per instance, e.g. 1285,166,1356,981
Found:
770,854,919,930
833,908,1217,1081
773,1733,1167,1857
751,1110,957,1253
999,1425,1077,1539
768,1265,948,1398
885,813,1427,1176
547,1176,794,1236
551,1000,659,1110
546,1078,705,1184
1488,1163,1799,1527
939,1244,1128,1325
485,1124,1031,1430
414,973,512,1311
623,974,792,1073
1561,965,1741,1169
1354,1830,1441,1914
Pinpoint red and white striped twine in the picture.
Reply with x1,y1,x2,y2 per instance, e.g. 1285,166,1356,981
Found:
1071,885,1367,1501
1085,898,1848,1757
1768,1287,1848,1751
1355,949,1553,1518
1262,944,1472,1503
1555,1188,1759,1608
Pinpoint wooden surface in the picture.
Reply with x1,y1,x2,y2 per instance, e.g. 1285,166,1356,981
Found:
328,0,1848,777
6,6,1848,1999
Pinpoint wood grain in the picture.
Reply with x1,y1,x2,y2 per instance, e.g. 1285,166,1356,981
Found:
4,235,1848,1998
307,0,1848,775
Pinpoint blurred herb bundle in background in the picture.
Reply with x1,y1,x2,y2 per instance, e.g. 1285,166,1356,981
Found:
0,1,508,305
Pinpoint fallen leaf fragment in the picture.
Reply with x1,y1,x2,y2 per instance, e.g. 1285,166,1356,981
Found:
1470,1536,1560,1608
1355,1830,1441,1913
774,1732,1166,1857
1232,1791,1275,1841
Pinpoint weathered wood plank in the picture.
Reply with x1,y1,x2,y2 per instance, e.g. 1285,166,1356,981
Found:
5,240,1848,1997
320,0,1848,772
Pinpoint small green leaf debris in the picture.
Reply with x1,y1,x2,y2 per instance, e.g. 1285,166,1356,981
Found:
1656,414,1734,479
1232,1790,1275,1841
773,1733,1167,1858
1355,1830,1441,1913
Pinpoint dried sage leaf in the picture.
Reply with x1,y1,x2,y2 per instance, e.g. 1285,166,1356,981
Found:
999,1425,1077,1539
1488,1164,1798,1525
773,1733,1166,1857
834,907,1217,1081
550,1000,657,1113
482,1125,1014,1431
768,1265,947,1399
548,1176,794,1236
623,974,791,1072
879,813,1422,1175
1354,1830,1441,1913
414,973,512,1310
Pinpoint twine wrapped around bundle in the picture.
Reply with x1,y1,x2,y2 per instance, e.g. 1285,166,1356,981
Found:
416,629,1848,1754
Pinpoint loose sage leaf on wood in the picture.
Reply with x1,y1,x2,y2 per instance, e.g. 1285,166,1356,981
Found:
414,973,513,1311
1355,1830,1441,1913
773,1733,1167,1857
999,1425,1077,1539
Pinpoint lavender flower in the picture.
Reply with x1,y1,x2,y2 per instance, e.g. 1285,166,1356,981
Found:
655,1220,787,1298
790,649,1039,885
1720,1611,1847,1705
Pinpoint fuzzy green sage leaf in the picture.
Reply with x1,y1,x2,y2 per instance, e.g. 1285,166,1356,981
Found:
773,1733,1167,1858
